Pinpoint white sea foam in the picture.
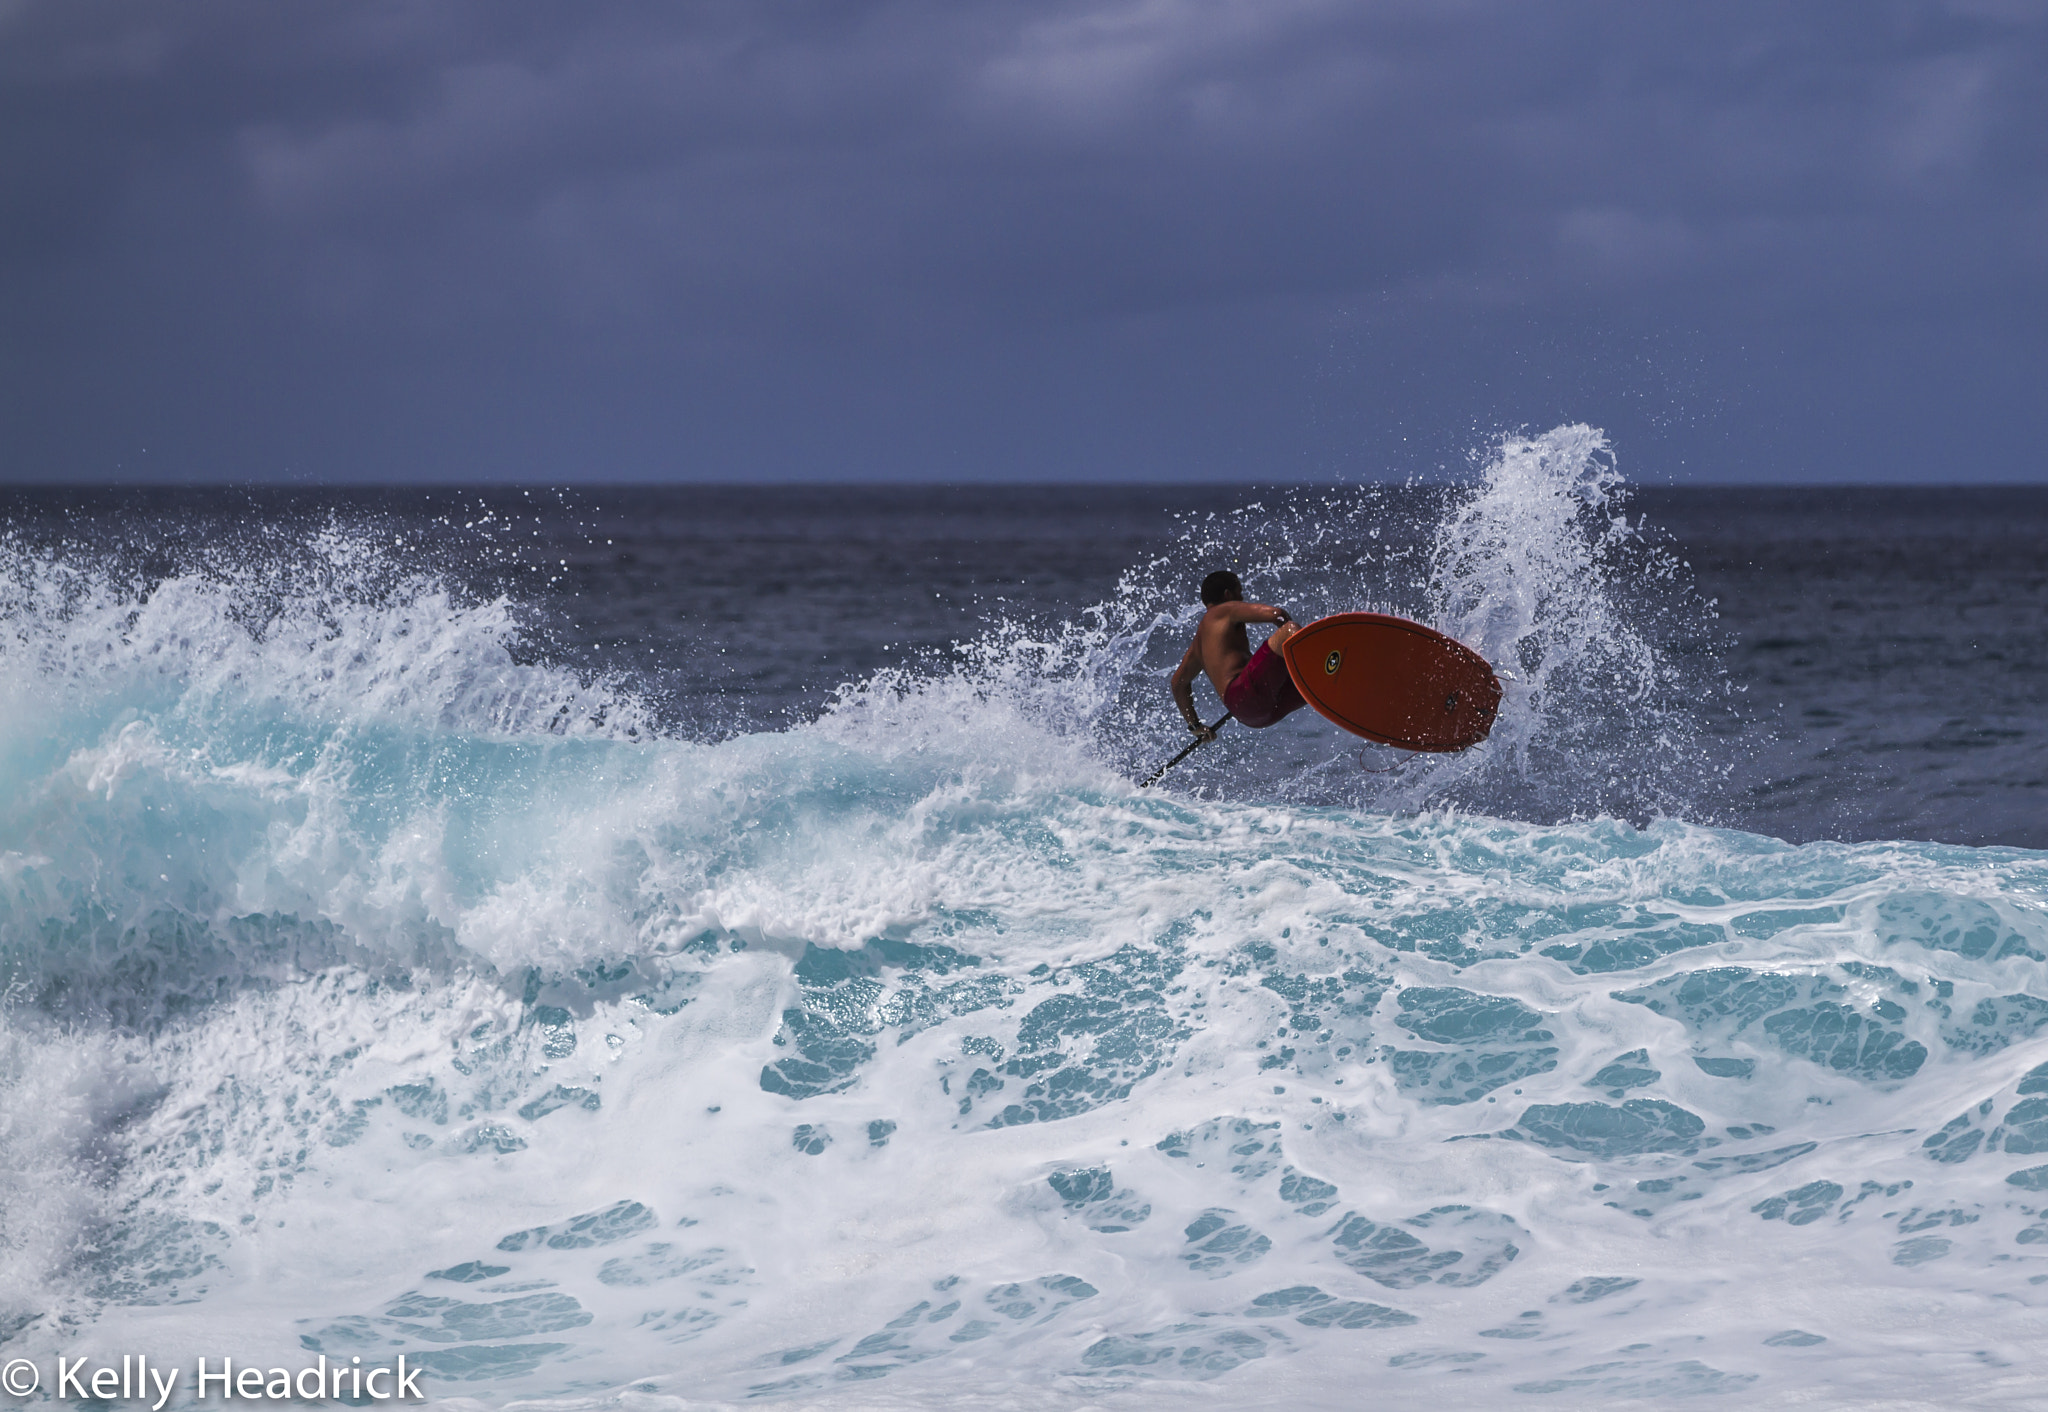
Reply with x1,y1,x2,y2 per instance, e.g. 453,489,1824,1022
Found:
2,436,2045,1409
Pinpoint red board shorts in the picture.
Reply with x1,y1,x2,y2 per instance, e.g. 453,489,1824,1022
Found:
1222,640,1307,728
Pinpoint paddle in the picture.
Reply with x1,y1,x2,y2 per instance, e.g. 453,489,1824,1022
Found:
1139,714,1232,788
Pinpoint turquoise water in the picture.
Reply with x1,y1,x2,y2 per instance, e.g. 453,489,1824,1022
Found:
3,430,2045,1409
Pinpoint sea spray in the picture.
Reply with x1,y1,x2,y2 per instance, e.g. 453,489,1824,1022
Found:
1391,424,1727,821
912,423,1727,823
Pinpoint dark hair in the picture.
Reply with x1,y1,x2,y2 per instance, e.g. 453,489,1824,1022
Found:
1200,570,1244,606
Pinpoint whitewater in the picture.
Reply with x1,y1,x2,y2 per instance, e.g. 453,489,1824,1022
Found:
3,428,2045,1410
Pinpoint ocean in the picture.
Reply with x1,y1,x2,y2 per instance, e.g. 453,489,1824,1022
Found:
2,425,2045,1409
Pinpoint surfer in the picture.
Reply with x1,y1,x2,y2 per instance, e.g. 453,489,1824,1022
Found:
1171,570,1306,739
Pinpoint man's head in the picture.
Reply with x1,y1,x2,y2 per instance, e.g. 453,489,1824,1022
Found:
1200,570,1244,606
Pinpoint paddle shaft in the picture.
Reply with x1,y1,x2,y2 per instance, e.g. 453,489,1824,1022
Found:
1140,714,1232,788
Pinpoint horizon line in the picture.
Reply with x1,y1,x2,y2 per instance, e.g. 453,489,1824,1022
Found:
4,477,2047,493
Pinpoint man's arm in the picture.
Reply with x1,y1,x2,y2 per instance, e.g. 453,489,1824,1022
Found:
1211,601,1291,628
1170,640,1217,740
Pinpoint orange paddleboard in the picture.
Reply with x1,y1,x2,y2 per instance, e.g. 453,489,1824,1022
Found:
1280,612,1501,752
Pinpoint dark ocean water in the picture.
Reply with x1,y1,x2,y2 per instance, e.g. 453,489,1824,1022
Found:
10,479,2042,848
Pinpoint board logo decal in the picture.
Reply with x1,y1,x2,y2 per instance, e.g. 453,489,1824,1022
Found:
1324,650,1342,675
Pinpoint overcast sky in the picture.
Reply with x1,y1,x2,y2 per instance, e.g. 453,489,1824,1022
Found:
2,0,2043,484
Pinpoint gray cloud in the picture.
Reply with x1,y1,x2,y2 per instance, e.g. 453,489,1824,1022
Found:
1,0,2043,481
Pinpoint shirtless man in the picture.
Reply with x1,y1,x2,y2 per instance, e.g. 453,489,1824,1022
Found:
1170,570,1307,740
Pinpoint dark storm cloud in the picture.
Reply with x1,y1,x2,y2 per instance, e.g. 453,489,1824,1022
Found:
1,0,2044,482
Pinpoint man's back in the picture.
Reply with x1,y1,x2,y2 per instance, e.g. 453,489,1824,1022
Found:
1190,602,1265,699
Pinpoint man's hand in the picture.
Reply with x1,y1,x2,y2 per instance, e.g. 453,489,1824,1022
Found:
1189,719,1218,742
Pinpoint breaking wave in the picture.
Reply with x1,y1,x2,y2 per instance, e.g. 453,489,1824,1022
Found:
1,428,2042,1409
